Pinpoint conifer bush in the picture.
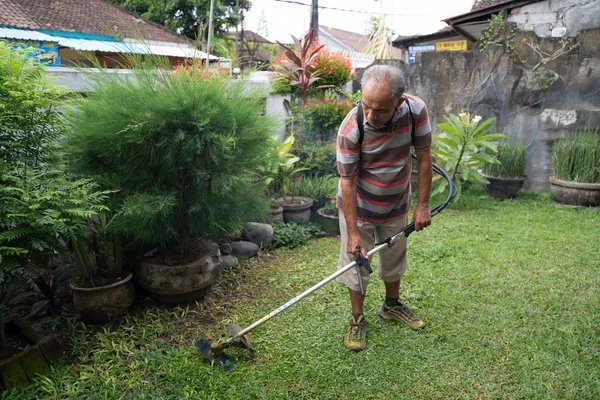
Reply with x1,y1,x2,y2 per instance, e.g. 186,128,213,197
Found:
66,58,277,255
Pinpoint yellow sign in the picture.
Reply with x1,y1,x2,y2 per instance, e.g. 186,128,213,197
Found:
436,40,467,51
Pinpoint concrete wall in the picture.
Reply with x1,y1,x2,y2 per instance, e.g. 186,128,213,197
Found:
358,27,600,192
508,0,600,37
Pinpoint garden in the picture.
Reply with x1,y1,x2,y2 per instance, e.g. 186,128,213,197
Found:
1,30,599,399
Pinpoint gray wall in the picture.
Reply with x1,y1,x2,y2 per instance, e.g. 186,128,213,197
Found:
361,27,599,192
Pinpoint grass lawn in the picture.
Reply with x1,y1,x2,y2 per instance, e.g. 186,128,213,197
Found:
8,188,600,399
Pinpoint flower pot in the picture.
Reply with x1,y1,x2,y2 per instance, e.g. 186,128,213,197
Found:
135,241,223,304
482,174,526,198
71,273,135,323
266,204,283,224
317,207,340,235
549,177,600,206
275,196,314,223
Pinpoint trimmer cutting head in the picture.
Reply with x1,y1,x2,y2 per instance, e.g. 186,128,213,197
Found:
195,323,254,370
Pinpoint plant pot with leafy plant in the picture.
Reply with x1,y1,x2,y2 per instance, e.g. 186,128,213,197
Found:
66,56,277,304
431,112,504,200
482,140,528,198
550,125,600,206
316,200,340,235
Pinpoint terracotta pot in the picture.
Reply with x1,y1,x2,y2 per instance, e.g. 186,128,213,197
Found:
275,196,314,223
266,204,283,224
317,208,340,235
72,273,135,323
482,174,526,198
135,241,223,304
549,177,600,206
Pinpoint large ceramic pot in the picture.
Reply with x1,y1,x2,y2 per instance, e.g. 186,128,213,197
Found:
72,273,135,323
275,196,314,223
482,174,526,198
135,241,223,304
317,208,340,235
549,177,600,206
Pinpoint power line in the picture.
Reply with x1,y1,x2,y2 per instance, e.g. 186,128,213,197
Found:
273,0,448,16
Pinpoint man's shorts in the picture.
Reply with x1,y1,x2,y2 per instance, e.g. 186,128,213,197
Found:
337,210,408,292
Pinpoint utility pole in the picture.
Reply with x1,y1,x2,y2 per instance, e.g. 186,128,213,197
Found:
206,0,215,67
310,0,318,41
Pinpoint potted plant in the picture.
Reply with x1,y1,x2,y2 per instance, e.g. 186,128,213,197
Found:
270,134,313,222
66,56,277,303
482,140,528,198
550,125,600,206
431,112,504,200
316,199,340,236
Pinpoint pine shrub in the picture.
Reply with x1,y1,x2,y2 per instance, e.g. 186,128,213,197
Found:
66,57,278,254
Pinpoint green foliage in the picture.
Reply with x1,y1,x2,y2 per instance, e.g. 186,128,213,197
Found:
109,0,249,40
269,221,324,249
0,42,67,171
294,175,339,201
552,124,600,183
478,13,517,53
535,66,557,91
303,99,353,145
431,112,504,200
259,134,308,200
0,170,108,288
66,56,277,254
483,140,527,178
296,143,338,177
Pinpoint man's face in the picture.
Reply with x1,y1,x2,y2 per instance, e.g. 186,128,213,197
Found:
361,81,404,128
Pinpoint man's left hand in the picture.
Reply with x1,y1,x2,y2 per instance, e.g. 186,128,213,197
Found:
413,205,431,231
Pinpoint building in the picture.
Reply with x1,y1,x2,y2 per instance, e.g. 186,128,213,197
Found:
227,30,274,72
0,0,218,68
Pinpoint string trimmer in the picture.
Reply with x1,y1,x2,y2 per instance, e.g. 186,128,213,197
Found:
196,156,457,369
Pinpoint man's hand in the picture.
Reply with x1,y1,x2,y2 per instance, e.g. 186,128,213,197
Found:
347,231,367,259
413,204,431,231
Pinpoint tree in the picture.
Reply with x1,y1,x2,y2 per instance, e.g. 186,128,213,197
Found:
257,9,268,38
110,0,251,41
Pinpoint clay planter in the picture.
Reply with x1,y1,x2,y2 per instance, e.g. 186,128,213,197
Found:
549,177,600,206
482,174,526,198
317,208,340,236
71,273,135,323
266,204,283,224
275,196,314,223
135,241,223,304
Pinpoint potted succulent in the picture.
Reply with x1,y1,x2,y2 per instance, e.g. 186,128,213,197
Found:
550,125,600,206
482,140,528,198
66,56,277,303
270,134,313,223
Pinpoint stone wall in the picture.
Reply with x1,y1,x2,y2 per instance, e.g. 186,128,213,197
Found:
358,27,599,192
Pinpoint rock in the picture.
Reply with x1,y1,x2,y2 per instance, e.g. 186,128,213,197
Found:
222,254,239,268
242,222,274,247
219,242,232,255
230,241,259,258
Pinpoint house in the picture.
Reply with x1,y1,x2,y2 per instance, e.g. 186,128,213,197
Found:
317,26,407,68
393,0,599,62
0,0,218,68
226,29,274,72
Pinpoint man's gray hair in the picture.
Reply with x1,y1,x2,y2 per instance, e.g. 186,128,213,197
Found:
361,65,406,100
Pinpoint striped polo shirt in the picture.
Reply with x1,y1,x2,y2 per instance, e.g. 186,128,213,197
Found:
336,95,432,222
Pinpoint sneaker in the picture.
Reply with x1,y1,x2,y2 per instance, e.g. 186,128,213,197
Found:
344,314,367,351
379,300,425,329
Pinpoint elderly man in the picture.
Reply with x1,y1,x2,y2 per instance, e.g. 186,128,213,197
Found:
336,64,433,351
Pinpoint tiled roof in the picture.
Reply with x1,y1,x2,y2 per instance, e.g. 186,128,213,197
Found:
320,25,404,59
0,0,188,43
471,0,514,11
227,30,272,44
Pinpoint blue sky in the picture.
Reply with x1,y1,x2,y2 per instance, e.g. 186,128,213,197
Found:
244,0,474,42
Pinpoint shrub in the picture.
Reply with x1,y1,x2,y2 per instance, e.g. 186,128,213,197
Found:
297,143,338,177
294,175,339,201
552,125,600,183
269,222,324,249
483,140,527,178
66,56,278,255
304,99,353,145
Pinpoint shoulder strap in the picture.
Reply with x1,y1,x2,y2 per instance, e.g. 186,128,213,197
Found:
356,100,365,145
